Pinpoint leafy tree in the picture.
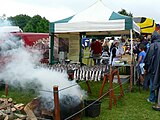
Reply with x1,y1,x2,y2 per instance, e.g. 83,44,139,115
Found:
23,15,41,32
5,14,49,33
22,20,34,32
24,15,49,33
37,17,49,33
7,14,31,30
118,9,133,17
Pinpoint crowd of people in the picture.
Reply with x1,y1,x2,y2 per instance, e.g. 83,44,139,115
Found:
134,24,160,111
89,36,131,66
86,24,160,111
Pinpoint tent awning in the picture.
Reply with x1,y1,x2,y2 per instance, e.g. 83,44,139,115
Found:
50,0,140,34
54,20,125,33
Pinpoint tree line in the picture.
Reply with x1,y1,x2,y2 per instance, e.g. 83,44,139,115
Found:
7,14,49,33
0,9,132,33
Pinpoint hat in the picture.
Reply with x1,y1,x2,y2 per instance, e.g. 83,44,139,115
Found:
156,24,160,27
156,24,160,30
113,39,119,45
104,38,109,42
151,30,160,42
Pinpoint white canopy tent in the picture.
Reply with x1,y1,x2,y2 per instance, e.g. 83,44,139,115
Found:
51,0,140,34
49,0,140,64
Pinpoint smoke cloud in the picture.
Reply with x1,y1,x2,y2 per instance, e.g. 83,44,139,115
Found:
0,21,87,110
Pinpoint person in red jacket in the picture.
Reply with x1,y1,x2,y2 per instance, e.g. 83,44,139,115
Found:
90,38,102,65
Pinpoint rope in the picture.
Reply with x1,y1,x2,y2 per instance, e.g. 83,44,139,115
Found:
39,90,53,93
58,81,87,92
64,89,111,120
64,70,131,120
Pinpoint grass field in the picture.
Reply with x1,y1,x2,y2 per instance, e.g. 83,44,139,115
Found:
0,81,160,120
80,81,160,120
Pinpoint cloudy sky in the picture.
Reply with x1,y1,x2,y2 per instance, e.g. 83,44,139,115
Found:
1,0,159,23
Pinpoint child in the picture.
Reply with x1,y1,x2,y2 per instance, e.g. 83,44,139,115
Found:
137,44,146,85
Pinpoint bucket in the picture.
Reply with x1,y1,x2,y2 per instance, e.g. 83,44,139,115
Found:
84,100,101,118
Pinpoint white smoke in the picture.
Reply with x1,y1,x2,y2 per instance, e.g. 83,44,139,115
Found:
0,21,87,110
0,19,11,27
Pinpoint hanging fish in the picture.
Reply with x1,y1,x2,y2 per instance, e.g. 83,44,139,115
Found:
81,70,84,81
60,67,63,73
80,69,83,80
74,69,77,80
77,69,80,80
86,70,89,81
91,70,95,81
89,70,92,80
95,70,99,81
57,67,60,72
98,70,102,81
102,65,106,73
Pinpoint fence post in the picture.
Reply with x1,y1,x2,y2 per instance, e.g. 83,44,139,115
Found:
53,86,60,120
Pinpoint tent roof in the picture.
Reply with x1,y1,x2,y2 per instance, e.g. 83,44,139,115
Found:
68,1,113,23
50,0,140,34
54,1,130,23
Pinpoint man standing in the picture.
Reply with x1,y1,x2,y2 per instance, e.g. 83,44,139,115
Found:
90,38,102,65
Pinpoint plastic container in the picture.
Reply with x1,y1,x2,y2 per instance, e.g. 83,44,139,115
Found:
84,100,101,118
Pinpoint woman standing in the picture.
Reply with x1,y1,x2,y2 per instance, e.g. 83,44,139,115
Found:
102,38,110,56
109,40,122,66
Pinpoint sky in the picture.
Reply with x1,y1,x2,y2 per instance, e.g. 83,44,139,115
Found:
1,0,160,23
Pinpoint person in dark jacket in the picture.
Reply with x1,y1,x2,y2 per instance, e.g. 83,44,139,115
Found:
151,39,160,110
109,40,122,66
151,24,160,43
144,27,160,110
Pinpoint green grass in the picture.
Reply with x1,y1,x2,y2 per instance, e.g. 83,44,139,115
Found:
0,81,160,120
0,87,37,104
79,81,160,120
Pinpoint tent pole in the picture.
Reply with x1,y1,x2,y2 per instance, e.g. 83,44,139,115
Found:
130,29,133,60
49,23,55,65
130,29,133,92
